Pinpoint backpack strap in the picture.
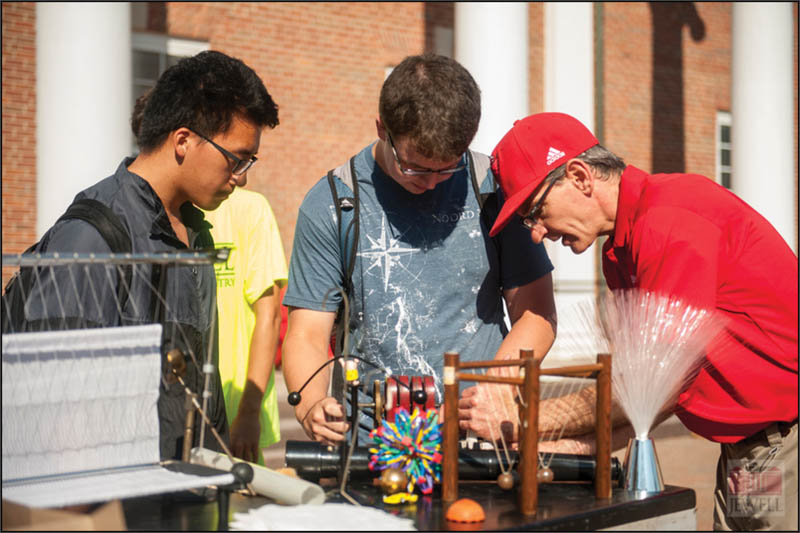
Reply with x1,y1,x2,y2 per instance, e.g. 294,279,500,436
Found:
56,198,134,315
468,150,495,208
326,156,360,301
325,157,359,417
2,198,135,332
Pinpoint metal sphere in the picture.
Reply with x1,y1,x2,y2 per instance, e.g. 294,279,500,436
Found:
231,462,254,484
287,391,301,406
537,467,554,483
379,467,408,495
411,389,427,406
497,472,514,490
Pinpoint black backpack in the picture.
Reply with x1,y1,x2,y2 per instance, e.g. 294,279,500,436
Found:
1,198,133,333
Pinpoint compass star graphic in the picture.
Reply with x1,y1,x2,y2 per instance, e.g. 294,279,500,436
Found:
359,217,420,291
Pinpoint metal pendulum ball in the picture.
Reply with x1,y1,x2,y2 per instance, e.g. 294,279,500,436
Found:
497,471,514,490
537,466,554,483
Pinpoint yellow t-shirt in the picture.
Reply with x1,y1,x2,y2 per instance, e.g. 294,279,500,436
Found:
203,188,288,454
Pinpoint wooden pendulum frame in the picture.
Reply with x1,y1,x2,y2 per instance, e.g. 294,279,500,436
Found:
442,350,612,516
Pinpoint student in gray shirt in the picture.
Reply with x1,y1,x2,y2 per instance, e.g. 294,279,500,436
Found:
283,54,557,445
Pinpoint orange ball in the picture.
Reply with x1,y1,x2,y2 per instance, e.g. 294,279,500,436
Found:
445,498,486,523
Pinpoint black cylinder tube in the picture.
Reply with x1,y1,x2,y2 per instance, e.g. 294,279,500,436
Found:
285,440,621,484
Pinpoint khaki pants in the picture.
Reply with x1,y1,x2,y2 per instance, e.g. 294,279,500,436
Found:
713,421,797,531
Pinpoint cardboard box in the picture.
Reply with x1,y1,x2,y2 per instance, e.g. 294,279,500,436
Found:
1,499,126,531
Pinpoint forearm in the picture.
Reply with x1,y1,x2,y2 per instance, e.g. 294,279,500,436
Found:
282,308,336,425
496,273,557,365
540,385,628,437
283,340,330,423
495,310,556,363
538,422,636,454
238,287,282,416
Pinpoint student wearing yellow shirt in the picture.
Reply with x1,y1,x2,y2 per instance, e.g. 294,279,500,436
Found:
204,187,288,464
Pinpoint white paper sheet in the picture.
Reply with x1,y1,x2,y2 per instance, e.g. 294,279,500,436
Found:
2,325,235,510
2,464,234,508
230,503,417,531
2,325,162,481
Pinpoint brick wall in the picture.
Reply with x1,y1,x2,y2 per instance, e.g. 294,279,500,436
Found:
602,2,796,251
529,3,544,114
681,2,731,180
601,2,733,178
151,2,427,257
2,2,37,284
2,2,796,281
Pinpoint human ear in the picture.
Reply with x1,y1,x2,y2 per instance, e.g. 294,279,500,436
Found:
169,127,195,166
172,127,192,158
375,117,387,141
566,159,594,196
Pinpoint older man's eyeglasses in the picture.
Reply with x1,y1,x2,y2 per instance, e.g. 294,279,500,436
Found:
521,177,558,229
191,129,257,175
387,132,466,176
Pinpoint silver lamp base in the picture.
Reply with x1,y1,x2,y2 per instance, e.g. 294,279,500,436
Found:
622,437,665,498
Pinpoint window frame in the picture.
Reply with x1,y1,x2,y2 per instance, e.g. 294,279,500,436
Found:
716,111,732,189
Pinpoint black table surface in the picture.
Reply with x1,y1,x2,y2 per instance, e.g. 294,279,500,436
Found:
123,480,695,531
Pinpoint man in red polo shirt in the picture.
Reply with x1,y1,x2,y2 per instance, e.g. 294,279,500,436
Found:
487,112,797,530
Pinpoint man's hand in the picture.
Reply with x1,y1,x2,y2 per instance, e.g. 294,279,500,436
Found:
300,396,350,446
458,384,519,443
230,410,262,463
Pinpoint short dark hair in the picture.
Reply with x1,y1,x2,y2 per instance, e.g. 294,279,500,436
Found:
130,89,150,139
379,54,481,161
136,50,279,152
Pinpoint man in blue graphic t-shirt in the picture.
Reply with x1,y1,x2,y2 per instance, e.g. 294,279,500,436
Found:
282,53,556,445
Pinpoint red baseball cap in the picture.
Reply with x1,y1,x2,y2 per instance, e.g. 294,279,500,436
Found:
489,112,599,237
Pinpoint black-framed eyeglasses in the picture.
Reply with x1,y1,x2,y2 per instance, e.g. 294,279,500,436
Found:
386,131,466,176
191,129,257,175
521,177,558,230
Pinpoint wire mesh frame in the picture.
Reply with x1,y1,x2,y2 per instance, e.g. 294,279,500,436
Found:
1,249,230,456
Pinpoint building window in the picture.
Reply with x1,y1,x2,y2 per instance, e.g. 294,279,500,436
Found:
716,111,732,189
132,33,209,104
433,26,454,58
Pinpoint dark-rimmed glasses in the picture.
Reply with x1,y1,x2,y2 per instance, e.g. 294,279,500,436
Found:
521,177,559,229
191,129,257,175
387,132,466,176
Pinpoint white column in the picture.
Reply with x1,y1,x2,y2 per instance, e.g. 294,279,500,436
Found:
36,2,132,238
543,2,598,365
731,3,796,252
455,3,529,155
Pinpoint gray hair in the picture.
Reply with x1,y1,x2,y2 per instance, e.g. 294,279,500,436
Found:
546,144,626,183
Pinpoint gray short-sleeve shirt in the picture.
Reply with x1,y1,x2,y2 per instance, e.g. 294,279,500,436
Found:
285,144,553,399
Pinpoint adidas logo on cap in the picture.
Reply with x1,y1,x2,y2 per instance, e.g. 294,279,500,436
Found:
546,147,565,166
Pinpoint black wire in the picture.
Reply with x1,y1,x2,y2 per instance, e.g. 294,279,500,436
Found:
293,354,414,396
